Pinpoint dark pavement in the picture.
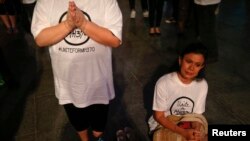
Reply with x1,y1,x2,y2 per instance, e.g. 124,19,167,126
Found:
0,0,249,141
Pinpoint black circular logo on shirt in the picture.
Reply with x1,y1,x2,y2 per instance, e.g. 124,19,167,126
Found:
59,11,91,46
170,96,194,115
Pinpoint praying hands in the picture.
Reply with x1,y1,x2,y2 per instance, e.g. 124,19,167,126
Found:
65,1,88,32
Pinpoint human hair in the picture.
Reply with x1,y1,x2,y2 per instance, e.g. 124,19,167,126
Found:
179,42,208,80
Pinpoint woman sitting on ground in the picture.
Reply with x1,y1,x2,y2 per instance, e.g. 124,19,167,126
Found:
149,42,209,141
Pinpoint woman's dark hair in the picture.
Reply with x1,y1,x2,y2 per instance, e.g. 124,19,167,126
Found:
179,42,208,80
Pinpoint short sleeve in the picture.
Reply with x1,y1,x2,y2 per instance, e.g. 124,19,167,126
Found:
104,0,123,42
153,77,169,112
194,80,208,114
31,0,52,38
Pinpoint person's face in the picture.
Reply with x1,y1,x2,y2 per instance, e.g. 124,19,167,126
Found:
178,53,205,84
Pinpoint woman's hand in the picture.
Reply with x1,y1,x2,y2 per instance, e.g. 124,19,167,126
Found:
64,2,76,31
68,1,88,30
184,129,202,141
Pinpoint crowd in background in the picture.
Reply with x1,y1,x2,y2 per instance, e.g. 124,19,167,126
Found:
0,0,36,87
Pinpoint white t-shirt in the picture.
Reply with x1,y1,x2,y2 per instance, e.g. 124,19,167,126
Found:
31,0,123,108
149,72,208,131
194,0,221,5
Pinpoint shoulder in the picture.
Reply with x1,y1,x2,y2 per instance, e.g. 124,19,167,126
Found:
200,79,208,86
33,0,55,15
156,72,176,86
195,78,208,89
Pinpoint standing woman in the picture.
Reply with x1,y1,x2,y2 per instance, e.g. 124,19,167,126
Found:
31,0,123,141
148,42,209,141
0,0,20,34
176,0,192,36
148,0,164,35
21,0,36,33
128,0,149,18
194,0,221,63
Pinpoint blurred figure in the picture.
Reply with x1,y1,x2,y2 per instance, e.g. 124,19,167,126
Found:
176,0,192,36
0,0,20,34
194,0,221,63
21,0,36,33
163,0,176,24
148,0,165,36
129,0,149,18
0,45,18,89
0,47,4,87
0,45,7,88
0,73,5,87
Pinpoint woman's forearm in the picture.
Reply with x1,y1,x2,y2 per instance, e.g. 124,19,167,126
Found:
35,21,73,47
154,112,187,137
80,21,121,48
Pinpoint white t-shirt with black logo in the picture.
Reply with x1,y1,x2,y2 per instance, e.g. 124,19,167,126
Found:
32,0,122,108
148,72,208,131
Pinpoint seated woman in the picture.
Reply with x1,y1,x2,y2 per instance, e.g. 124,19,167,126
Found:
148,42,209,141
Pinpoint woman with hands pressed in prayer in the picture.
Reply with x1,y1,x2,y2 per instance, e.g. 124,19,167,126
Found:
31,0,123,141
